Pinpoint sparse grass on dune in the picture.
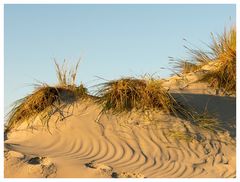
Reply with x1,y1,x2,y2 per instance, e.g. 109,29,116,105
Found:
96,78,146,113
54,59,80,87
96,77,192,118
201,26,236,94
168,130,194,142
173,60,200,74
6,61,88,131
173,26,236,94
7,86,67,130
192,111,224,133
96,77,224,134
6,73,223,135
6,25,233,135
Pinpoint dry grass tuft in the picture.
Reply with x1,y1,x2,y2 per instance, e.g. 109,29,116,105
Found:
192,112,224,133
168,130,194,142
173,60,200,74
173,26,236,94
96,78,146,113
200,26,236,94
6,86,63,130
54,59,80,86
6,60,88,131
96,77,224,134
96,77,191,118
6,84,88,131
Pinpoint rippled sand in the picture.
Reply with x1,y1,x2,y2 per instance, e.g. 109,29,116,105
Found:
4,93,236,178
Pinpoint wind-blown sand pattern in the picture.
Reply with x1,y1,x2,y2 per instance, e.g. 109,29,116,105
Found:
4,24,236,178
4,86,236,178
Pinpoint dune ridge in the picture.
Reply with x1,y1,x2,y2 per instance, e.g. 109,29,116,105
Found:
4,93,236,178
4,25,236,178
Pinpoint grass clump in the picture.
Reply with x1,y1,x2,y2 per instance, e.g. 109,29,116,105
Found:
192,112,223,133
168,130,194,142
7,86,64,130
96,78,146,112
201,26,236,94
173,60,200,74
173,26,236,94
6,60,88,131
96,77,223,134
96,77,190,117
54,59,80,86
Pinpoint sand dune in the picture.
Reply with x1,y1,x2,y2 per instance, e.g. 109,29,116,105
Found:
4,95,236,178
4,24,236,178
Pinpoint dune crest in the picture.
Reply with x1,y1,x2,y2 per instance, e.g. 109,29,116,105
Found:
4,26,236,178
4,97,236,178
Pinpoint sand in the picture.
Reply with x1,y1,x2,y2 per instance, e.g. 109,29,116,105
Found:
4,100,235,177
4,70,236,178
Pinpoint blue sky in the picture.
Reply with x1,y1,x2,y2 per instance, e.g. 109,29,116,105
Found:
4,4,236,114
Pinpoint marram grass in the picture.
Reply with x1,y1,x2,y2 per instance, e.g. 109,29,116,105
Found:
6,77,223,135
6,60,88,131
6,24,231,135
200,26,236,94
6,84,88,131
96,78,192,118
96,77,223,134
173,26,236,94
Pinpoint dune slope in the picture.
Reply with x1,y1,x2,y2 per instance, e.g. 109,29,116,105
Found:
4,94,236,178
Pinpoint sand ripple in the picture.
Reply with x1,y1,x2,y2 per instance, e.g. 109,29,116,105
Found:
5,102,236,178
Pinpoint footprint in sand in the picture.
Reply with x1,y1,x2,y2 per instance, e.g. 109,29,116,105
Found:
85,161,145,178
27,156,41,164
26,156,57,178
111,171,145,178
85,161,113,175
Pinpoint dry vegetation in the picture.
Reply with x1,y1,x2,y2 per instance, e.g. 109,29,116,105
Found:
54,59,80,86
6,25,234,135
96,78,192,119
173,26,236,94
95,77,223,134
173,60,199,74
6,61,88,131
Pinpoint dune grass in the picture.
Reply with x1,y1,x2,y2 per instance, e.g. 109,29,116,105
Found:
54,59,80,86
192,111,224,133
7,86,67,130
168,130,194,142
6,61,88,131
96,78,146,113
96,77,192,118
95,77,224,134
173,60,200,74
173,26,236,94
6,25,233,134
6,69,223,135
200,26,236,94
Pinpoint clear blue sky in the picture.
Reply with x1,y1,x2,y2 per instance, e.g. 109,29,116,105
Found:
4,4,235,114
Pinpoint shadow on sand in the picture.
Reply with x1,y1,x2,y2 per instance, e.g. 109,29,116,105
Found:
172,93,236,138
